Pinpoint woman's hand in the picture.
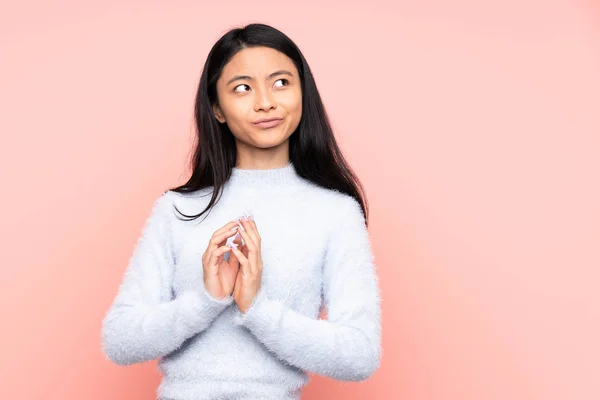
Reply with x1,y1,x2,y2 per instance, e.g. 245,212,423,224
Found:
228,216,263,314
202,221,243,300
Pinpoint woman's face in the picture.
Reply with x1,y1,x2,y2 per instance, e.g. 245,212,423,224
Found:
213,46,302,151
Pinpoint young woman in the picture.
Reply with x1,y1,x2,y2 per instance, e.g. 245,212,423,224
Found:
102,23,381,400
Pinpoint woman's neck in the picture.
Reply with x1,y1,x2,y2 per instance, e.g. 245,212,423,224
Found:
234,140,290,170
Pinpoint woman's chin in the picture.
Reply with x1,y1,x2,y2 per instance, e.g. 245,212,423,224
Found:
247,135,290,150
253,140,288,150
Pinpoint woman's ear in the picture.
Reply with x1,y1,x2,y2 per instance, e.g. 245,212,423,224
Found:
212,103,226,124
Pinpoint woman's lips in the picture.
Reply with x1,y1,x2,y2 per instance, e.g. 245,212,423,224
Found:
253,118,283,129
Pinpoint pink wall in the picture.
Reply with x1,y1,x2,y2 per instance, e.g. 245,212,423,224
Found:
1,1,599,399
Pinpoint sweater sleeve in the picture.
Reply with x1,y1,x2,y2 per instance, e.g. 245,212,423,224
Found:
235,197,382,381
101,192,233,365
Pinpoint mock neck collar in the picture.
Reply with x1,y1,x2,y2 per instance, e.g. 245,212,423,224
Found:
227,162,303,190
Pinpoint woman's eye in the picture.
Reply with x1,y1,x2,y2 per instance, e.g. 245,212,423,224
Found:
274,79,289,88
234,84,251,93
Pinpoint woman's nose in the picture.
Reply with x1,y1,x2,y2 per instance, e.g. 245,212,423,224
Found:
254,87,276,112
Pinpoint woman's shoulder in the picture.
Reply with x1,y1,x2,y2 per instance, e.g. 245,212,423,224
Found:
150,188,215,218
300,184,364,221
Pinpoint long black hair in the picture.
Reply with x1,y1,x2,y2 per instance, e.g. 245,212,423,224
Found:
170,23,369,225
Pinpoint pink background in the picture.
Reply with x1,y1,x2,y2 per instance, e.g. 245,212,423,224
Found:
1,1,599,399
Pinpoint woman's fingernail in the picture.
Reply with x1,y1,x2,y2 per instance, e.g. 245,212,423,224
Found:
243,210,254,221
237,221,246,231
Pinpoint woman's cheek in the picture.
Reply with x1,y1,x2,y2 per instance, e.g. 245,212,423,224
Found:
280,92,302,113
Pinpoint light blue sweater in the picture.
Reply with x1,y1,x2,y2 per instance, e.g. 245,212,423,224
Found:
101,163,382,400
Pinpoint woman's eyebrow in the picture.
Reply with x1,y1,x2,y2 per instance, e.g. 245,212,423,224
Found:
226,70,293,85
268,70,293,79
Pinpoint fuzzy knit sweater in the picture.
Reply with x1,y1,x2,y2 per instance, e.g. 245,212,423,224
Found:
101,163,382,400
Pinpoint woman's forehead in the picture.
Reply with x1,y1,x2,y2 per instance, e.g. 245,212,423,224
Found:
221,47,297,80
